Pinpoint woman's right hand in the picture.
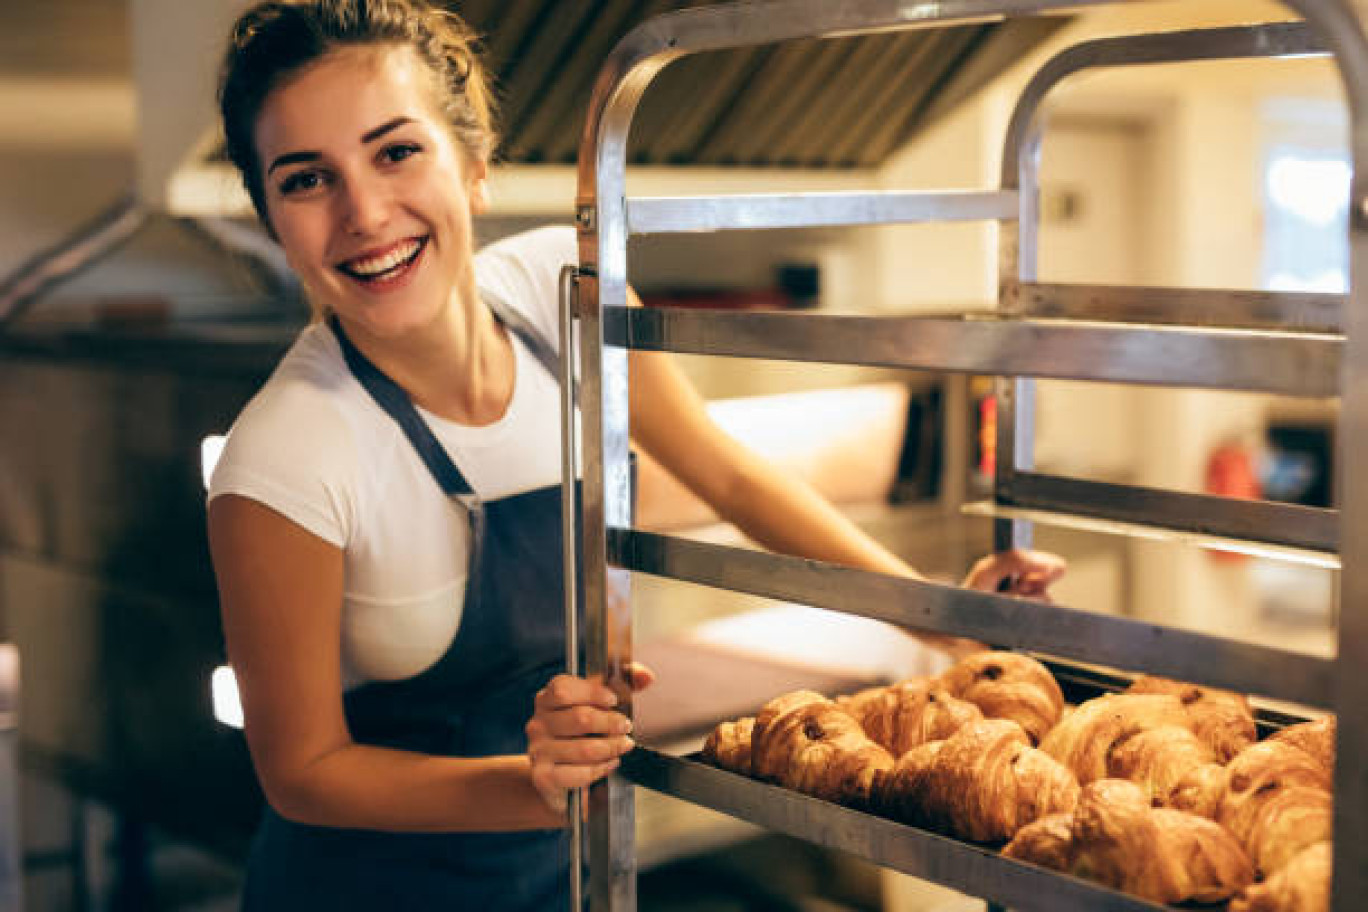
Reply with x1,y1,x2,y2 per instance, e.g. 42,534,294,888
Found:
526,667,652,814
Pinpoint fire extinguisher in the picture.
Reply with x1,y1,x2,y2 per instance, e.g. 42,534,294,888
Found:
1204,440,1262,563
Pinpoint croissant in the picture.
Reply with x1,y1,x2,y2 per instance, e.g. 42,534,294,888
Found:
1127,674,1256,763
749,690,893,806
877,718,1079,843
837,679,983,756
1107,724,1219,808
1217,741,1333,878
936,651,1064,745
1269,716,1335,776
1040,693,1193,784
1229,841,1332,912
1004,778,1254,905
701,716,754,775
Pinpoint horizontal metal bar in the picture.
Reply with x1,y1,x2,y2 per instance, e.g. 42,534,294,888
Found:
609,529,1335,707
1008,281,1345,333
626,190,1018,234
611,308,1341,396
622,747,1170,912
998,473,1339,556
963,501,1339,570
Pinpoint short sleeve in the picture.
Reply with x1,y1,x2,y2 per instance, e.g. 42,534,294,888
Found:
475,224,577,352
207,380,358,549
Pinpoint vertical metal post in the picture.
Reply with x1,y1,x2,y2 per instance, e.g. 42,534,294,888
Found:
578,206,637,910
1300,5,1368,906
994,117,1044,553
559,265,584,912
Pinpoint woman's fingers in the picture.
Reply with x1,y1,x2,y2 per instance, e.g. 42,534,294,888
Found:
527,673,642,812
536,674,618,713
624,662,656,692
963,549,1067,594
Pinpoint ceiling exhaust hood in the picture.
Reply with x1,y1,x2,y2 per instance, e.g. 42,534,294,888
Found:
0,0,1066,327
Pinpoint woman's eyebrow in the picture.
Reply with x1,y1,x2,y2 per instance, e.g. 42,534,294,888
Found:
267,150,320,176
362,116,415,144
266,117,417,175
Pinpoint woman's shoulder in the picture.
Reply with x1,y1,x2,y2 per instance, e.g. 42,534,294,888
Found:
206,325,377,544
475,224,576,341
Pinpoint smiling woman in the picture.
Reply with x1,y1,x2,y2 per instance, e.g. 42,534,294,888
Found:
204,2,1064,910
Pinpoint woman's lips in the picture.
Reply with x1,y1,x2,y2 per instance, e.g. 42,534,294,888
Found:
336,236,428,290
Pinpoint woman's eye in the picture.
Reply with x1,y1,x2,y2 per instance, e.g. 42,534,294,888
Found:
382,143,421,164
278,170,325,197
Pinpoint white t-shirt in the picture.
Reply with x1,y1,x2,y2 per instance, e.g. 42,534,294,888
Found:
208,225,577,689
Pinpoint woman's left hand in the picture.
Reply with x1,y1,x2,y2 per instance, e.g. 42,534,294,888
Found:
962,548,1067,599
526,663,655,814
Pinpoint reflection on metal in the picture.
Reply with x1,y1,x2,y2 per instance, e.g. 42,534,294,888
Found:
574,3,1368,910
1008,281,1345,333
626,190,1019,233
996,472,1339,555
962,500,1341,570
611,307,1341,396
621,746,1170,912
0,195,144,327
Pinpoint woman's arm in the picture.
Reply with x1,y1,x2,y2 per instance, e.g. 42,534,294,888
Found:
623,294,1064,608
209,494,633,832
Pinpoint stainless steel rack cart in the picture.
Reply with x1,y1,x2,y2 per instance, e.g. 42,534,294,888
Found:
561,2,1368,910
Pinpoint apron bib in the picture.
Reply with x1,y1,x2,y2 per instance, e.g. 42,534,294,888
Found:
242,299,581,912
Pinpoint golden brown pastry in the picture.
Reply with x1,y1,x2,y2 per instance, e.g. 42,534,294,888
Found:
701,716,754,775
1269,716,1336,776
1127,674,1257,763
837,679,982,756
749,690,894,807
1165,759,1229,819
1230,841,1332,912
1218,741,1333,878
1004,778,1254,905
877,718,1079,843
1107,724,1218,808
1040,693,1193,784
936,651,1064,745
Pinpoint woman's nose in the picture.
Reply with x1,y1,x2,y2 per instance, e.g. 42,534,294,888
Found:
338,175,391,235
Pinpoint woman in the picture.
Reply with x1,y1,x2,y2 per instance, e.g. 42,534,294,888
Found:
206,1,1065,908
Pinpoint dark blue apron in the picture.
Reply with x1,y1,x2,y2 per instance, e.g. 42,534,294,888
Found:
241,298,581,911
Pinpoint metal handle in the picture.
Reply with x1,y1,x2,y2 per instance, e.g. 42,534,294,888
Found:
558,263,584,912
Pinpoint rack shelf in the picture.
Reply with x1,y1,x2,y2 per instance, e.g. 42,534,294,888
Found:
622,747,1171,912
609,307,1341,396
609,528,1334,707
570,4,1367,910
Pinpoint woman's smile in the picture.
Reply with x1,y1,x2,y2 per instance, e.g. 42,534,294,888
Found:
336,235,430,291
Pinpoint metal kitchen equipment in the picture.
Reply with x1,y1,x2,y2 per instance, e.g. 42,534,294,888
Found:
563,1,1368,910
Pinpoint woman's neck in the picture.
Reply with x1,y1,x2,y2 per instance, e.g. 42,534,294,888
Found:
338,286,515,427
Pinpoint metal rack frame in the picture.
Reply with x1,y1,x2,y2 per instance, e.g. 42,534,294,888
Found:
563,2,1368,910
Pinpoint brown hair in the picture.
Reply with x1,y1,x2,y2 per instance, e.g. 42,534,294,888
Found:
218,0,495,227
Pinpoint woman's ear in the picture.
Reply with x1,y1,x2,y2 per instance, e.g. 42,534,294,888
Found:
469,158,491,214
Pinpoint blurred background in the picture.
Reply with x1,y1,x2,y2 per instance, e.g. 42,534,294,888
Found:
0,0,1343,909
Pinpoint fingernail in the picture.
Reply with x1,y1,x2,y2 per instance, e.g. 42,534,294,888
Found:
619,717,633,734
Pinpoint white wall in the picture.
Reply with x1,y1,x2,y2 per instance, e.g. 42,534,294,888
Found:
869,0,1343,647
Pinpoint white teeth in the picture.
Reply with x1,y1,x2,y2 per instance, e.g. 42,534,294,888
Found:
345,239,421,277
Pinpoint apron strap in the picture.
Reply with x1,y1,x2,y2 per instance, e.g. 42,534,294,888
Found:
328,314,475,499
327,283,568,500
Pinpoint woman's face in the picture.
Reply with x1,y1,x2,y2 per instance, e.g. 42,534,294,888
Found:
254,45,488,339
